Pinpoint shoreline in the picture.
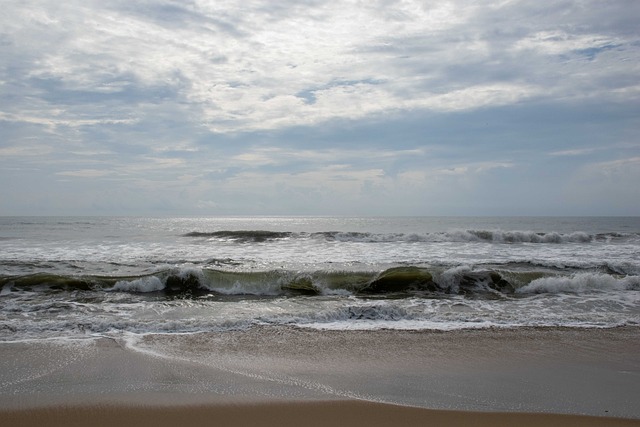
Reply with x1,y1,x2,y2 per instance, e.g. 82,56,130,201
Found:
3,400,640,427
1,326,639,420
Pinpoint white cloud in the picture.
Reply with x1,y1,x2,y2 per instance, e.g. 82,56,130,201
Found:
416,83,538,112
584,156,640,177
0,144,53,156
513,30,620,56
549,148,599,157
0,111,138,128
5,0,635,134
232,150,282,166
1,0,638,215
56,169,112,178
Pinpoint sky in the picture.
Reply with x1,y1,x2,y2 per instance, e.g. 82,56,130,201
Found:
1,0,639,216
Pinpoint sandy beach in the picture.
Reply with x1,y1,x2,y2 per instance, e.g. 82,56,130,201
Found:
1,327,639,426
4,401,640,427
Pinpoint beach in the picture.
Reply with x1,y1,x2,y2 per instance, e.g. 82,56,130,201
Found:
5,401,640,427
2,326,639,426
1,216,639,425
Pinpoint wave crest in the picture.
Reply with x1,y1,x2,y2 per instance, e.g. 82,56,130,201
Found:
113,276,164,293
517,273,640,294
182,229,636,244
183,230,292,242
3,266,638,298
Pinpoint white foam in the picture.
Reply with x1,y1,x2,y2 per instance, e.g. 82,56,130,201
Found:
0,283,13,296
461,229,593,243
113,276,164,293
517,273,640,294
171,266,206,283
298,319,504,331
318,229,597,244
434,265,473,293
319,287,353,296
209,281,282,296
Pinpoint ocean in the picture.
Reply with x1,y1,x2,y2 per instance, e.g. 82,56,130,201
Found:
1,216,639,341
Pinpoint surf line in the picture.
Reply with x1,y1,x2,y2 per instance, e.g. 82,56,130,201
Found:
120,332,388,404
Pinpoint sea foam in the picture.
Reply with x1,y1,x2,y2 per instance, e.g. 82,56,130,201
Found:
517,273,640,294
113,276,164,293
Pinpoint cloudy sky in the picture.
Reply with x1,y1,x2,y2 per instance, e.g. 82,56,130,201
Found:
1,0,639,216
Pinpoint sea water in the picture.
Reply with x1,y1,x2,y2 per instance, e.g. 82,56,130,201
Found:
1,216,639,341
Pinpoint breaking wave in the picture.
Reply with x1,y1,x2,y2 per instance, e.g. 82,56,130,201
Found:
183,230,293,242
2,266,638,299
182,229,637,244
517,273,640,294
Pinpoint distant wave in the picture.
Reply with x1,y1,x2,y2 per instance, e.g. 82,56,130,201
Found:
183,229,637,244
183,230,293,242
2,265,638,299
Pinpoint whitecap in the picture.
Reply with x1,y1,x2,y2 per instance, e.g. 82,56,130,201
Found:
517,273,640,294
112,276,164,293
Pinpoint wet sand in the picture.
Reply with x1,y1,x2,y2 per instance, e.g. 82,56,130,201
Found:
3,400,640,427
1,327,639,425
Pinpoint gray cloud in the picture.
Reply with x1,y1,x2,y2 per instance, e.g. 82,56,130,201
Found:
0,0,638,215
